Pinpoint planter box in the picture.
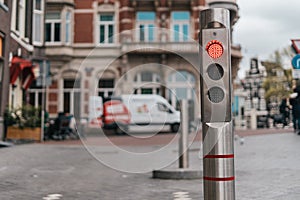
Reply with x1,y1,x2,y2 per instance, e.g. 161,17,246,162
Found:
7,127,41,141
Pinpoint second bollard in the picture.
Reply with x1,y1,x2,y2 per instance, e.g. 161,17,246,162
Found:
179,99,189,169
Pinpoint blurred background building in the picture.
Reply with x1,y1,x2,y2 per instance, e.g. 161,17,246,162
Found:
0,0,11,140
241,58,268,129
0,0,242,135
42,0,242,120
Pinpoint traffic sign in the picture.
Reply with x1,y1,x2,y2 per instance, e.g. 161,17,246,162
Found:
292,54,300,69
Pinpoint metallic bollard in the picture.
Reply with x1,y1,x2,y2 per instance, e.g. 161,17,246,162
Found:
199,8,235,200
179,99,189,169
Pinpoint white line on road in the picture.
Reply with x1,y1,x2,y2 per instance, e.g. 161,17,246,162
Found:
42,194,63,200
173,191,192,200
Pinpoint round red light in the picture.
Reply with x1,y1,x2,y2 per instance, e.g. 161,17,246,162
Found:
206,40,224,59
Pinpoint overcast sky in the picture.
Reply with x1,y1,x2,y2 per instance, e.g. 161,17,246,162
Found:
233,0,300,78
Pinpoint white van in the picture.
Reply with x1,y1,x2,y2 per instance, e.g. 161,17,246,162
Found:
120,94,181,133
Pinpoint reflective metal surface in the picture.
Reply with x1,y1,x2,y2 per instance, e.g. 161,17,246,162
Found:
200,8,235,200
179,100,189,169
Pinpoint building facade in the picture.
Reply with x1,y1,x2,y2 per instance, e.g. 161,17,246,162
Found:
0,0,11,139
241,58,268,129
9,0,47,111
43,0,242,120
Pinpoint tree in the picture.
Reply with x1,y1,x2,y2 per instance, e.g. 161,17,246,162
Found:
261,50,293,108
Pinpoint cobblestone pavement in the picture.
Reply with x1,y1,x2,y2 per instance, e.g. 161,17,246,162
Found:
0,129,299,200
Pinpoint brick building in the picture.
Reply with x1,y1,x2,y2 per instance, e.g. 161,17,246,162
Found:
9,0,47,110
0,0,11,139
43,0,242,120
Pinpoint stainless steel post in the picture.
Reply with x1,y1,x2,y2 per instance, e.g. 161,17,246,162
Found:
199,8,235,200
179,99,189,168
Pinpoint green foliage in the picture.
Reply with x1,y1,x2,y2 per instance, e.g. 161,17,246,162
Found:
262,49,293,104
5,105,41,129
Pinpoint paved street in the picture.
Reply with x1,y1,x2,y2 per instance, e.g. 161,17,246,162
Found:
0,128,300,200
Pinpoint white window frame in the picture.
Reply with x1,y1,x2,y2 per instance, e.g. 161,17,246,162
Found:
33,0,44,46
12,0,26,37
97,14,115,45
136,12,156,42
171,11,190,42
19,0,25,37
28,88,43,108
62,79,81,117
45,12,62,45
65,11,71,45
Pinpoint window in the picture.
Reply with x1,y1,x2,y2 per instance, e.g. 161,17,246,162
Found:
98,78,114,98
0,0,8,6
157,103,169,113
98,14,114,44
167,71,196,108
136,12,155,42
28,80,43,108
33,0,44,45
45,12,61,43
134,71,160,95
14,0,25,36
65,11,71,44
63,79,81,118
171,11,190,42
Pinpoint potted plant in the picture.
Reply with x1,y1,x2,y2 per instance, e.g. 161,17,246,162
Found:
5,105,42,141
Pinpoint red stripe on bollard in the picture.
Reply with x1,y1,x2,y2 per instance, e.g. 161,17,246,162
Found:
204,154,234,159
203,176,235,182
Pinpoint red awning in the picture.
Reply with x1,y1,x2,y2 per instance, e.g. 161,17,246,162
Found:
10,57,36,90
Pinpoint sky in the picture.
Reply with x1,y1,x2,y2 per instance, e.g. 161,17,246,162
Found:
233,0,300,79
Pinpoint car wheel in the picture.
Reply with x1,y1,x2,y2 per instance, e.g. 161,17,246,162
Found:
171,123,180,133
115,124,127,135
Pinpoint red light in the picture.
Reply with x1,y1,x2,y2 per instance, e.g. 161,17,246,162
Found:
206,40,224,59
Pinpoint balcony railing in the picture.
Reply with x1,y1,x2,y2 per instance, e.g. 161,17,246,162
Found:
121,42,199,54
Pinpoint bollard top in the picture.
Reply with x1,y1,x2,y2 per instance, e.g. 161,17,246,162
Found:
200,8,230,30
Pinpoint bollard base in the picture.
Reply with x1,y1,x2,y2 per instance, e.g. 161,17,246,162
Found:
152,168,202,180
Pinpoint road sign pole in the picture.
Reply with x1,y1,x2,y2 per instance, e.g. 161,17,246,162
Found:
199,8,235,200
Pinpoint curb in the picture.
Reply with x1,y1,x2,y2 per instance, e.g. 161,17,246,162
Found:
152,168,202,180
